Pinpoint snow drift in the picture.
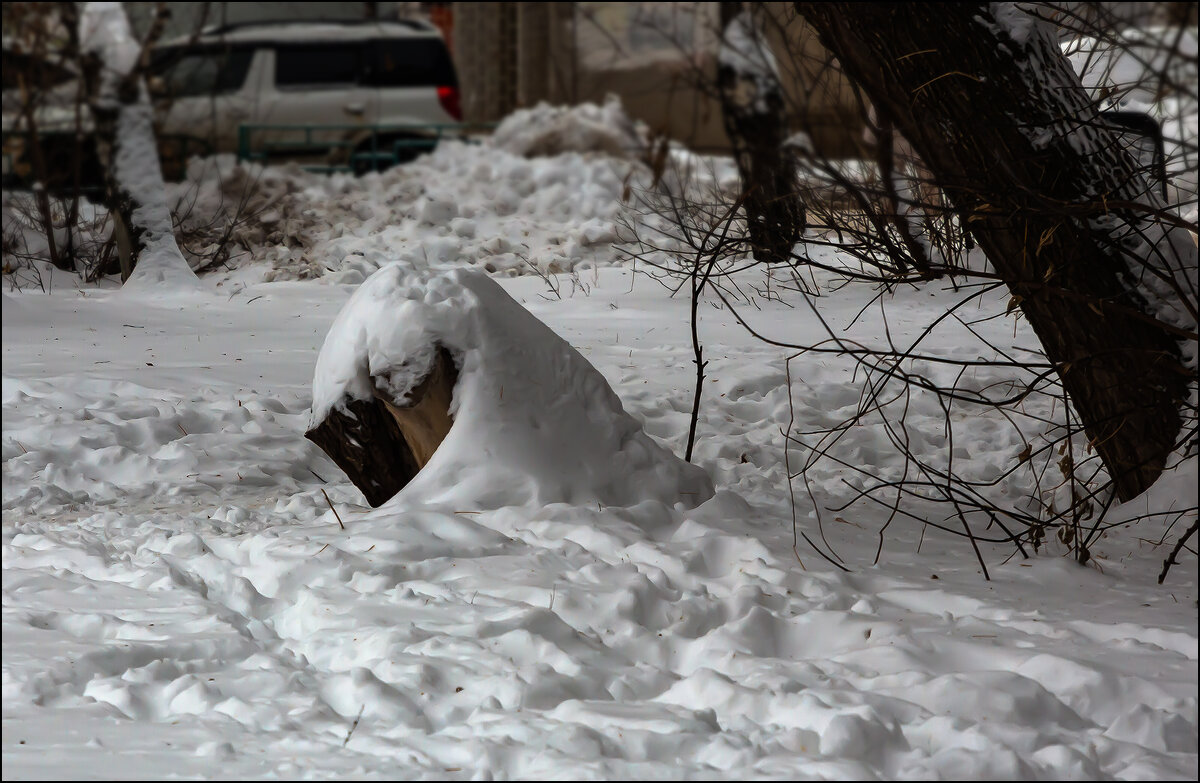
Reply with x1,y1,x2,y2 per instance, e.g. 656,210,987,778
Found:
310,263,714,509
489,95,646,159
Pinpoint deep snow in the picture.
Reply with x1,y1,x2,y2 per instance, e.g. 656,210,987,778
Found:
3,259,1196,778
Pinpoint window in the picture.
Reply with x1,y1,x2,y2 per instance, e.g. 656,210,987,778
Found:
275,45,362,88
366,39,458,87
155,48,252,98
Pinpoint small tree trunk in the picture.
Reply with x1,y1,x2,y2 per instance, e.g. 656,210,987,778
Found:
87,94,140,281
717,2,805,265
795,2,1192,500
80,2,191,284
112,209,134,282
58,0,85,272
306,347,459,507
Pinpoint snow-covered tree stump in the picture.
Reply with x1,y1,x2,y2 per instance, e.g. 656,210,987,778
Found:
305,265,714,510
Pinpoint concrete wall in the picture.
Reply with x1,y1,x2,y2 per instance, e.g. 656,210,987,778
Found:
548,3,865,158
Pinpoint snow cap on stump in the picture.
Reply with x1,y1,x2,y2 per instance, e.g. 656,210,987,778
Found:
309,263,714,509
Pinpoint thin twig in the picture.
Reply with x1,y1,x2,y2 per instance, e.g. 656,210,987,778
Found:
342,704,365,747
783,355,806,569
321,488,345,530
1159,520,1199,585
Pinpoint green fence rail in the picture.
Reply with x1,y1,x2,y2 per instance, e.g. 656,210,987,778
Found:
236,122,494,174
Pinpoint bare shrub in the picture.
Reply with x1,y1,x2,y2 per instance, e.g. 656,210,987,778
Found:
625,2,1197,580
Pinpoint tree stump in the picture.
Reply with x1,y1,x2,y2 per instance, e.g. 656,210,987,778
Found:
305,347,459,507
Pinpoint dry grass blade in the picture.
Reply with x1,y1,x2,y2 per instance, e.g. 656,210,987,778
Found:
321,488,346,530
343,704,365,747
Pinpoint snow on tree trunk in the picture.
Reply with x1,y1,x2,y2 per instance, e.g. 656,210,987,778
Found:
795,2,1195,501
79,2,198,290
717,3,805,265
306,265,715,510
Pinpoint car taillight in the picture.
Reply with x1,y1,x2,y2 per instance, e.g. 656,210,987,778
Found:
437,86,462,121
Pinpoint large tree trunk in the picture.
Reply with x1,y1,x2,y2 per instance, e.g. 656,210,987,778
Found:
795,3,1192,501
717,3,805,265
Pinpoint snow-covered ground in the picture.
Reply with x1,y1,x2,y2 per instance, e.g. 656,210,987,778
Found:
4,114,1198,778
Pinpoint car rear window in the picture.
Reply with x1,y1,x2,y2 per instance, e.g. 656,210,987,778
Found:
152,47,253,98
275,44,362,88
366,39,458,87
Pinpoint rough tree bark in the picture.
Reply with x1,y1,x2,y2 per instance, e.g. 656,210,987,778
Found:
795,3,1191,501
717,2,805,265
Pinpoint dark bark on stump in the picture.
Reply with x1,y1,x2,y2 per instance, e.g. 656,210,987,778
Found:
795,2,1189,501
306,347,458,508
305,396,423,508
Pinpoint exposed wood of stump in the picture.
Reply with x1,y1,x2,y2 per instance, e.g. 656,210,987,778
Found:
377,346,458,467
305,347,459,508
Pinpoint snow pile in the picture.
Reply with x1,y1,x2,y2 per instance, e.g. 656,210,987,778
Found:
489,95,646,159
311,263,714,509
168,142,644,284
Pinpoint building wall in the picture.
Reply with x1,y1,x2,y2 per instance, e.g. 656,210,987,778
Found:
453,2,864,157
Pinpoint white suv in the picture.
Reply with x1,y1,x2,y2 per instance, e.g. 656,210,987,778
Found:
151,18,462,172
